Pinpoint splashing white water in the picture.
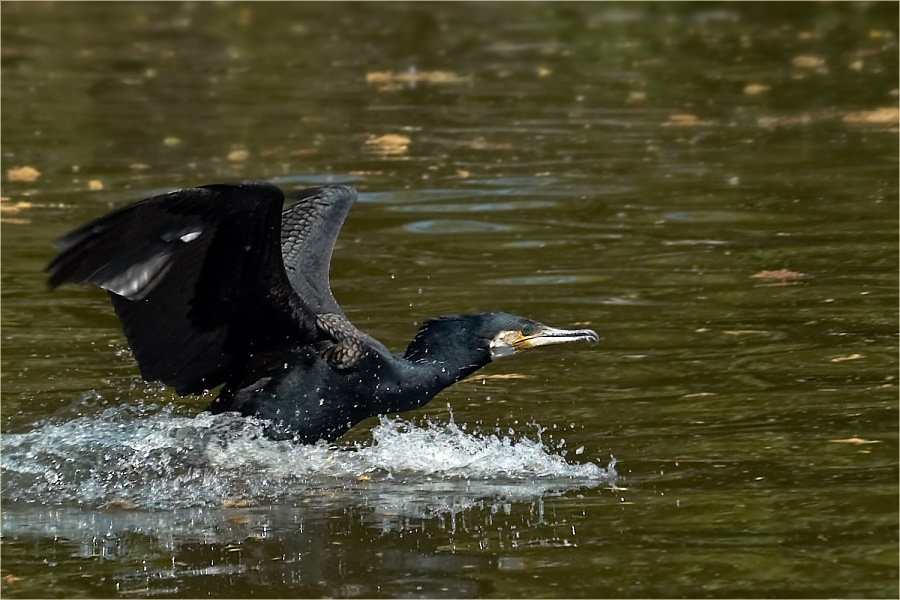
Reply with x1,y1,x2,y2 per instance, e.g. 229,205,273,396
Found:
1,404,615,511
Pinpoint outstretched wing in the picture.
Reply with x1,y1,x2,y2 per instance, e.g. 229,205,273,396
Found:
46,181,315,395
280,185,357,314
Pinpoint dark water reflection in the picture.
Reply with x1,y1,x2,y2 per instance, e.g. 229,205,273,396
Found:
2,2,897,598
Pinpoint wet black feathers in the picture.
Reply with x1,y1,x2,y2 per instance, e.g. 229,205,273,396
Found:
281,185,357,315
46,181,356,395
46,181,599,443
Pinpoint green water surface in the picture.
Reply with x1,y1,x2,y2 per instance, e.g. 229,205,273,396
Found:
1,2,897,598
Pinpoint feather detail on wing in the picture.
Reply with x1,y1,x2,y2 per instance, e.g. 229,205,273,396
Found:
47,181,318,394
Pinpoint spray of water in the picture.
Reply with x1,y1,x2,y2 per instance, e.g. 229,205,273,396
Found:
1,403,616,511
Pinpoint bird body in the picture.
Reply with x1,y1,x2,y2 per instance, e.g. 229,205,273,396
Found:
208,325,446,442
47,182,599,443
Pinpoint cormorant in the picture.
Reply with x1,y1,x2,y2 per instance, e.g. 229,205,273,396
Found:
47,182,599,443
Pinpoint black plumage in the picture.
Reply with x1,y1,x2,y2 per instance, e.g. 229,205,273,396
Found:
47,182,599,443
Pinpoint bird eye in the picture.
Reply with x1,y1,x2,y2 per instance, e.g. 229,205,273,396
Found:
521,325,533,336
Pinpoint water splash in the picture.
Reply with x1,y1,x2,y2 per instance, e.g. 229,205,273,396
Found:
1,404,615,511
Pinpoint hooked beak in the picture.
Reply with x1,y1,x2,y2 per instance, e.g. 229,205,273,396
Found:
514,324,600,351
490,323,600,359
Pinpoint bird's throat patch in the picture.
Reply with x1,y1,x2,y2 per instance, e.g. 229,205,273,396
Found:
489,330,519,359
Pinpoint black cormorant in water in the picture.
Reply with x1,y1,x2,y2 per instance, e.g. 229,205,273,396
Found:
47,182,599,443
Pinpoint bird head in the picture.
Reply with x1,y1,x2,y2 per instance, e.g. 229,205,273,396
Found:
479,312,600,359
404,312,599,364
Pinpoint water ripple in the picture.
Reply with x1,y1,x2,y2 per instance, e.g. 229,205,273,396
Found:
388,200,557,213
403,219,513,234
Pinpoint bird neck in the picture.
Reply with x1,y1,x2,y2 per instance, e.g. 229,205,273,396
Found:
400,316,493,399
380,351,487,416
409,351,488,387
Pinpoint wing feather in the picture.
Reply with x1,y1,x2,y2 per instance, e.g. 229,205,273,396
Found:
280,185,357,314
47,181,316,395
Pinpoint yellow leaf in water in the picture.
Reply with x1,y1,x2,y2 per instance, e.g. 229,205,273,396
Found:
7,166,40,182
88,179,104,191
405,71,445,84
792,55,825,69
662,113,711,127
744,83,770,95
842,107,899,124
465,373,531,383
627,90,647,103
830,353,864,362
365,71,393,84
467,137,512,151
752,269,804,280
0,201,33,214
228,148,250,162
757,114,815,129
365,134,410,156
366,70,469,85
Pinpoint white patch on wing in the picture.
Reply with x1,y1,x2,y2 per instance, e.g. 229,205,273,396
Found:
179,231,202,243
102,252,173,299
